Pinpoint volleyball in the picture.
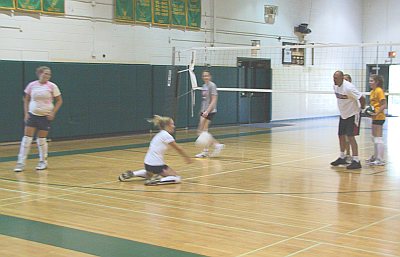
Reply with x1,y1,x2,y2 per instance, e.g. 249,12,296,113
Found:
364,105,375,117
195,132,213,147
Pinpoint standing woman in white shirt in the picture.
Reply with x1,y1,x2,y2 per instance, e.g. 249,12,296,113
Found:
118,115,192,185
14,66,63,172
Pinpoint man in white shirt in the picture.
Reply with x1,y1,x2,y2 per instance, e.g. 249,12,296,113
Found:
331,71,365,169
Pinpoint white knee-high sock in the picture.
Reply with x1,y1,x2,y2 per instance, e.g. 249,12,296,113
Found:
37,138,48,162
17,136,33,164
159,175,181,184
133,169,147,178
374,137,384,161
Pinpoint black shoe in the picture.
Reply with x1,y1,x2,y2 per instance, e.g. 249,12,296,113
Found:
346,160,362,170
330,157,348,166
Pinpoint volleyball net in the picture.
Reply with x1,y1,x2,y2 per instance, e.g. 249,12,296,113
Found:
172,42,400,120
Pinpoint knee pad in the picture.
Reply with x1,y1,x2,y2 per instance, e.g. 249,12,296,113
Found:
374,137,383,144
37,138,47,146
22,136,33,146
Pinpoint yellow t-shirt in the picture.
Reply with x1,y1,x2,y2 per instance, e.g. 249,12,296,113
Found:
370,87,386,120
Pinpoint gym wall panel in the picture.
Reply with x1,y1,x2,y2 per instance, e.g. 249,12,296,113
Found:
0,61,24,142
130,64,153,131
175,66,190,128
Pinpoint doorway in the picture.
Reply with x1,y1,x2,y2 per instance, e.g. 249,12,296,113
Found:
237,58,272,124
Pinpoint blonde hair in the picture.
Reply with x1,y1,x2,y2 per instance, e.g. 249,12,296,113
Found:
36,66,51,76
148,115,173,129
343,74,352,82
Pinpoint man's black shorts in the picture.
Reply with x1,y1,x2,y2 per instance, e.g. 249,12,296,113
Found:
338,114,361,136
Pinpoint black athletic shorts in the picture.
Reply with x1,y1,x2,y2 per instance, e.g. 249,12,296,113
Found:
338,114,361,136
200,112,216,121
144,164,168,174
372,120,385,125
25,112,51,131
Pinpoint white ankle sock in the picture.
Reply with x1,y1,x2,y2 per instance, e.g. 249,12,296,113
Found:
133,169,147,177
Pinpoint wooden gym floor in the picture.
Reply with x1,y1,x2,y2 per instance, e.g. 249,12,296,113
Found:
0,117,399,257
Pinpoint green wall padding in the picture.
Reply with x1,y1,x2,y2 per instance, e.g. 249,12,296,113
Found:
0,61,24,142
0,61,246,143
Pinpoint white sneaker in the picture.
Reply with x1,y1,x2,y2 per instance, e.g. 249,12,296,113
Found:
14,163,25,172
118,171,134,182
210,144,224,157
36,161,48,170
345,155,352,163
195,151,209,158
369,160,385,166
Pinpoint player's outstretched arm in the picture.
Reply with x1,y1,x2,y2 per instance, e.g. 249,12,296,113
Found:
169,141,193,164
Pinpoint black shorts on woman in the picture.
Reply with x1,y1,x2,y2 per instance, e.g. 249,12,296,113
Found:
200,112,216,121
25,112,51,131
144,164,169,174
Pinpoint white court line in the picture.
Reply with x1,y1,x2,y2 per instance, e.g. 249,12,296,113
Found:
0,180,118,207
0,187,32,202
186,181,400,212
236,223,399,257
284,243,322,257
235,224,332,257
111,190,329,226
0,174,329,227
319,229,400,245
82,152,273,173
46,196,289,238
314,242,398,257
346,213,400,235
72,189,321,231
185,152,335,180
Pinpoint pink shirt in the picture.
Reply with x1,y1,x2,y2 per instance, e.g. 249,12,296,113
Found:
24,81,61,116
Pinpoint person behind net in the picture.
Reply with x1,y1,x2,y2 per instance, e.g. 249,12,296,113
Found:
14,66,63,172
118,115,192,185
195,70,225,158
331,70,366,169
343,73,353,163
366,74,387,166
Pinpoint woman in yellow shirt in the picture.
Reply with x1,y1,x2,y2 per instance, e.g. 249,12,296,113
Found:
367,74,387,166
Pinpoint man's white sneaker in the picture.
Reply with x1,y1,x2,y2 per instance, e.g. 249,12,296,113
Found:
36,161,48,170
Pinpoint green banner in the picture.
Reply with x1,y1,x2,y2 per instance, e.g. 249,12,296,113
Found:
153,0,170,25
115,0,133,21
187,0,201,28
17,0,41,11
135,0,152,23
0,0,15,9
43,0,64,14
171,0,186,27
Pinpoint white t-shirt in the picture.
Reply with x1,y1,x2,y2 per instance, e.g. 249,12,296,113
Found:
333,80,362,119
24,81,61,116
144,130,175,166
